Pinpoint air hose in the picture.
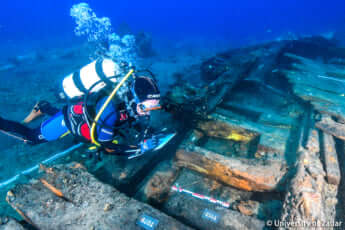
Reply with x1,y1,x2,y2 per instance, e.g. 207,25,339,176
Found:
90,69,134,146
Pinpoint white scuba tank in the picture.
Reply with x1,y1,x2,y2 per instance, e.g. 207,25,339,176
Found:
62,58,121,99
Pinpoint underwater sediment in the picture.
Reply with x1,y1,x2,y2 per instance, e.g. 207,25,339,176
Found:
1,36,345,229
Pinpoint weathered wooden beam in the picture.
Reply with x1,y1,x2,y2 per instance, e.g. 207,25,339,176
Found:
322,132,341,185
197,117,261,157
210,112,290,142
280,149,327,227
197,119,259,143
292,84,344,107
209,111,290,154
136,160,181,204
313,102,345,123
284,54,345,123
6,163,191,230
285,53,345,76
316,116,345,141
305,129,320,154
206,71,243,113
286,71,345,96
164,192,265,230
175,147,287,192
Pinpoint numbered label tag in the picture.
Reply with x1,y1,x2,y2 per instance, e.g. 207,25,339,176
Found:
202,209,220,223
137,214,159,230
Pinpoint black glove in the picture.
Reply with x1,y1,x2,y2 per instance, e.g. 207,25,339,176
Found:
86,146,103,162
35,101,59,115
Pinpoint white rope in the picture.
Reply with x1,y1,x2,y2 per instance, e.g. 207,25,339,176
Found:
0,143,83,189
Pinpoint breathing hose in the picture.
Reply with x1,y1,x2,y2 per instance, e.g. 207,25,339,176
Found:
90,69,134,146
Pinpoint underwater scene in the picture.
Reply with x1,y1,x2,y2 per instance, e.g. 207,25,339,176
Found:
1,0,345,229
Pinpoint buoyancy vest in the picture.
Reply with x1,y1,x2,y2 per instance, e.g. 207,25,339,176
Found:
63,101,132,143
63,102,91,142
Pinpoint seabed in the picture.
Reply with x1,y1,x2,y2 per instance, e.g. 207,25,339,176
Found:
1,36,345,229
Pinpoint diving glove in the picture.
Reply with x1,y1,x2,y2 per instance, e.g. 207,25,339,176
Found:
86,145,103,162
23,101,59,124
126,136,159,160
140,135,159,153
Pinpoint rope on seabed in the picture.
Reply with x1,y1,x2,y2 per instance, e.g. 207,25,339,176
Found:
0,143,83,189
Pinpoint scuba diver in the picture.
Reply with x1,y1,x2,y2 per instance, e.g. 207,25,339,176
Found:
0,59,175,159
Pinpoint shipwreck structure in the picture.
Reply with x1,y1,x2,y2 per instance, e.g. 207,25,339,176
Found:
2,36,345,230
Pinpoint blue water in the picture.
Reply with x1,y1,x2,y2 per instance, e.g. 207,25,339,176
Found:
1,0,345,55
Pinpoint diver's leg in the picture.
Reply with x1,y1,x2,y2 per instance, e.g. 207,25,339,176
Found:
40,111,69,141
0,116,46,145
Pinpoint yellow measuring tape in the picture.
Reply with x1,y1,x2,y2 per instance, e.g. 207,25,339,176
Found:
90,69,134,146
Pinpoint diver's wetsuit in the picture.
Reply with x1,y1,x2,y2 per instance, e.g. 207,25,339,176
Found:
0,102,59,144
0,98,147,155
0,117,44,144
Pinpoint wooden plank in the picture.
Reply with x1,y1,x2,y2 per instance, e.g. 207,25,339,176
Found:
136,160,181,204
164,192,265,230
322,132,341,185
306,129,320,154
286,70,345,96
206,70,243,113
285,53,345,77
6,163,191,230
316,116,345,141
175,147,287,192
312,102,345,122
197,119,259,143
210,111,289,154
280,149,327,225
292,84,345,107
211,111,290,142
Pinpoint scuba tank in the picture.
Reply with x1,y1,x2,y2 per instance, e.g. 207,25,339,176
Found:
61,58,121,100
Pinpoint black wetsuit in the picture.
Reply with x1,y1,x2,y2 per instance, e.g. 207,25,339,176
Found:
0,103,59,145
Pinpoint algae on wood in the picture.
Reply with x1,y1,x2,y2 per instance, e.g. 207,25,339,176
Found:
322,132,341,185
176,146,287,192
6,163,191,230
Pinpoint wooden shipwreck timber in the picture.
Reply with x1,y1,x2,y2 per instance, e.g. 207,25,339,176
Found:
2,36,345,229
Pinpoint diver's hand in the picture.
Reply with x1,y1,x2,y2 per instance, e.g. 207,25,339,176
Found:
86,146,103,162
140,136,159,153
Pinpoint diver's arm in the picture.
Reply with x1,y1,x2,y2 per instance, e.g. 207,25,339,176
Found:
100,131,158,156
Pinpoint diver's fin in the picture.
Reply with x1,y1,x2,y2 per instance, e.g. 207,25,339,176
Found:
154,133,176,151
